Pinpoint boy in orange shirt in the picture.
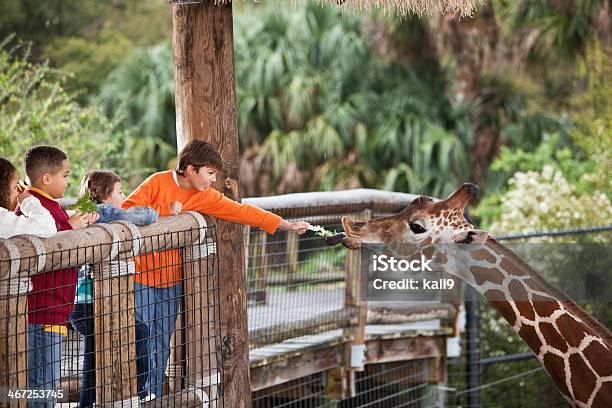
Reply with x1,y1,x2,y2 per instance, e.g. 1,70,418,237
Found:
123,140,309,400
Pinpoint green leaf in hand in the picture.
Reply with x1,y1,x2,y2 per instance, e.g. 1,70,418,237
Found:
308,224,338,237
70,194,98,214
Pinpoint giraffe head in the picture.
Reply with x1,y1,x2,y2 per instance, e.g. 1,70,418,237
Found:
340,183,488,249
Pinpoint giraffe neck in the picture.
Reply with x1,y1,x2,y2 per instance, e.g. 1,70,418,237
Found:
450,238,612,408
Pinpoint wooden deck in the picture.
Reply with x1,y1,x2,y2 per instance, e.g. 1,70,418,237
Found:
248,288,345,332
249,320,451,392
59,289,455,403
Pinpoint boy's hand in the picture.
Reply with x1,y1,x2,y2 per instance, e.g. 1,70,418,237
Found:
86,212,100,226
170,201,183,215
68,212,91,229
17,190,32,203
279,220,310,235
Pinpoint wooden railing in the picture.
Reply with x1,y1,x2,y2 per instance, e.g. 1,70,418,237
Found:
1,189,460,406
242,189,460,383
0,212,221,407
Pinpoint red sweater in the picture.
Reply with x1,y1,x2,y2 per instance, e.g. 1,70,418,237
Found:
16,189,76,325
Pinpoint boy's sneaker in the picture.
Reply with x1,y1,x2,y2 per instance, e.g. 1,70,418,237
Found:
141,394,156,403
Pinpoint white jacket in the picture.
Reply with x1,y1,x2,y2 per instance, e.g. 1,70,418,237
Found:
0,196,57,239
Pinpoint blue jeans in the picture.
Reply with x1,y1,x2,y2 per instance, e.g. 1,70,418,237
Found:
70,302,150,406
134,282,182,399
27,324,62,408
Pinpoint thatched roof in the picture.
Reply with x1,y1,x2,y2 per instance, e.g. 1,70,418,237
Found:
195,0,480,18
324,0,480,17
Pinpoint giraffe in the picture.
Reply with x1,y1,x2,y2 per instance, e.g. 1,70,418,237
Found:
335,183,612,407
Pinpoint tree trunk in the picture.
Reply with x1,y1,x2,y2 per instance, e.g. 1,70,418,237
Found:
428,1,501,185
172,2,251,407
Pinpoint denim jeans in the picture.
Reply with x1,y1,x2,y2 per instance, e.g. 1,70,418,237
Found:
134,282,182,399
27,324,62,408
70,302,150,406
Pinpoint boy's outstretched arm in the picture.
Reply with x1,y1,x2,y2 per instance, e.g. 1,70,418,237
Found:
195,189,309,235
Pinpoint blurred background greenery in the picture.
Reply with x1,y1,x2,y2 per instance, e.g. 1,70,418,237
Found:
0,2,610,404
1,1,608,228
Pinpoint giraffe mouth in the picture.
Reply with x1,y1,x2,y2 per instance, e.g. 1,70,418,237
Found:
456,231,477,244
325,233,346,246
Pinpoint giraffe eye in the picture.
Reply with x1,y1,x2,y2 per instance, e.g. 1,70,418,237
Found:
409,222,426,234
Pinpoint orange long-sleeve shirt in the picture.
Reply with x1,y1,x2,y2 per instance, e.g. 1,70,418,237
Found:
123,170,282,287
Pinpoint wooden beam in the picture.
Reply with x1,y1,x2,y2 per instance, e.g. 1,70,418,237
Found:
0,290,28,408
365,336,444,365
242,189,417,218
367,303,456,324
250,344,344,392
248,309,351,349
172,1,250,406
0,214,211,277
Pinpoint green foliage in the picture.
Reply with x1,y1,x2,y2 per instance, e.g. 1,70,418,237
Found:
0,1,170,96
486,165,611,238
0,38,127,197
495,0,609,61
235,3,474,196
42,30,133,97
475,42,612,230
96,43,176,182
70,194,98,214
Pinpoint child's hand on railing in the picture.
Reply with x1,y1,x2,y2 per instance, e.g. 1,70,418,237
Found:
85,212,99,226
170,201,183,215
69,212,93,229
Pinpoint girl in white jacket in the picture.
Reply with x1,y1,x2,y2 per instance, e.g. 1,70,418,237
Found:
0,158,56,238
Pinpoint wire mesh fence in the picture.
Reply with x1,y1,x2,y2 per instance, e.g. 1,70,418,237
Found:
243,191,460,350
0,216,222,407
444,227,612,408
4,189,607,407
251,360,433,408
245,222,349,348
243,190,458,408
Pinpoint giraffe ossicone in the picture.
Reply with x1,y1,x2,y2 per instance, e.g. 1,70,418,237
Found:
334,183,612,408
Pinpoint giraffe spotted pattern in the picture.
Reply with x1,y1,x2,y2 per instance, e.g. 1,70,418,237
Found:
465,241,612,408
339,184,612,407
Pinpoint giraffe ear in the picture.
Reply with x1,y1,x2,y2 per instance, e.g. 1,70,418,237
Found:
341,216,355,233
453,229,489,245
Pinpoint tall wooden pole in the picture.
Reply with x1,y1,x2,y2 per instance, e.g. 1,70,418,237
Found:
172,2,251,407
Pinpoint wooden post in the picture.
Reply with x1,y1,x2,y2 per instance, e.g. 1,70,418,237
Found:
182,215,220,408
93,225,139,406
173,1,251,406
286,233,299,292
167,310,185,394
93,268,139,406
243,226,250,289
0,240,29,408
341,210,371,398
245,228,268,305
